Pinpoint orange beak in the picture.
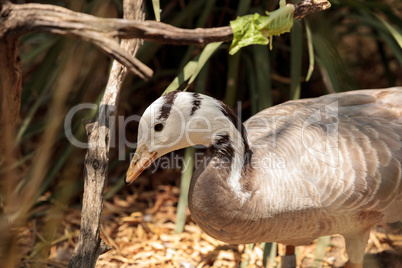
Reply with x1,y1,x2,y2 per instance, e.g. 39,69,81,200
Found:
125,144,157,185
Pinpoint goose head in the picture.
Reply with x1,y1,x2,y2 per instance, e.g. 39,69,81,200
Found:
125,91,249,184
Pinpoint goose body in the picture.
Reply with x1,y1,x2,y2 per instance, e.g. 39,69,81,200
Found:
126,88,402,265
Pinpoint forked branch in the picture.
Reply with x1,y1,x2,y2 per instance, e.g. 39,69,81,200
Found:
0,0,330,78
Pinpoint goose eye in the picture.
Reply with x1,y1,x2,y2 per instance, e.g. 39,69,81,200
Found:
154,123,164,132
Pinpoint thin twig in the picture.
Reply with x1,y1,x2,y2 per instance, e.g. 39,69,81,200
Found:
294,0,331,20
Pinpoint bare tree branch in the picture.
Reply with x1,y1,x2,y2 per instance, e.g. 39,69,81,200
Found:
0,1,153,79
1,0,330,43
68,0,145,267
294,0,331,20
0,1,233,45
0,35,22,267
0,0,330,78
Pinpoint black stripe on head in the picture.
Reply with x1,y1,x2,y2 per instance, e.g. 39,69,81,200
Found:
158,90,180,121
218,101,251,155
190,93,202,116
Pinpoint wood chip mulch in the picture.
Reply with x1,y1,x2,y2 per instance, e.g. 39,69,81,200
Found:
19,185,402,267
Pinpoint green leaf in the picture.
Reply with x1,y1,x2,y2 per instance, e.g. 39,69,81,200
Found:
175,147,195,234
290,20,302,100
240,244,256,268
309,15,357,92
353,11,402,66
194,60,209,94
225,52,241,108
236,0,251,16
305,21,315,82
244,54,259,115
376,14,402,48
252,45,272,109
262,242,277,267
313,236,331,267
152,0,160,22
163,42,222,95
229,0,294,55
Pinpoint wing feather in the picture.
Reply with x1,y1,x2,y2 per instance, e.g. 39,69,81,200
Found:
246,88,402,217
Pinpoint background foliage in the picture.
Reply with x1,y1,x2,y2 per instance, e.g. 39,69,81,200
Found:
1,0,401,266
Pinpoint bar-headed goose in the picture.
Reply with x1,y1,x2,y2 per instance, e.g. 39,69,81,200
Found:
125,88,402,268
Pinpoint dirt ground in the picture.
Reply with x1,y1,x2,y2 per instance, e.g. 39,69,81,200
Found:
19,183,402,268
